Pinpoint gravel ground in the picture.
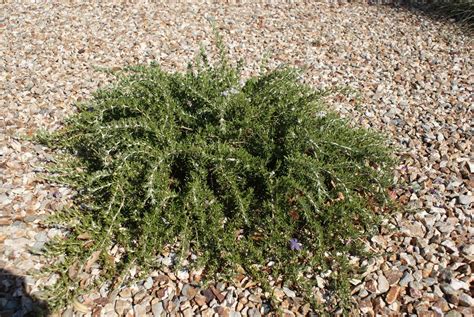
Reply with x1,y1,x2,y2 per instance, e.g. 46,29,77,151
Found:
1,1,473,316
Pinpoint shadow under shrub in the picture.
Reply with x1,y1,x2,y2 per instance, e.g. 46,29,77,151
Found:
398,0,474,30
39,44,395,313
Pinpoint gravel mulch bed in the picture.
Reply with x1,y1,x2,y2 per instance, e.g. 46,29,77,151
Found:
1,2,472,316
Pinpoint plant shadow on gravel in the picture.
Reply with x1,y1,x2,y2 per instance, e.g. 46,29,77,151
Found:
36,36,396,314
396,0,474,32
0,269,50,317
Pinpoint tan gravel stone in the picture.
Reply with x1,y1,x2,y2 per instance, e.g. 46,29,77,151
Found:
386,286,401,305
194,293,207,307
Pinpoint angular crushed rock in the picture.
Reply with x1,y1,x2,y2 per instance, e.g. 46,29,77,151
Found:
1,1,472,316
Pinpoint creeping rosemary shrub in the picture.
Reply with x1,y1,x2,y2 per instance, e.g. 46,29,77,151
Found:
39,44,394,313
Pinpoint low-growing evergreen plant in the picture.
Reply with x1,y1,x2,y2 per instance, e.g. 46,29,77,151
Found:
38,38,395,313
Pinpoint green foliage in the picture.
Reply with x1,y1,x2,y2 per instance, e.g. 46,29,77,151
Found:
39,43,395,313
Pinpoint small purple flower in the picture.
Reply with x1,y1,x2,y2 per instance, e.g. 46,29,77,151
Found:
289,238,302,251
